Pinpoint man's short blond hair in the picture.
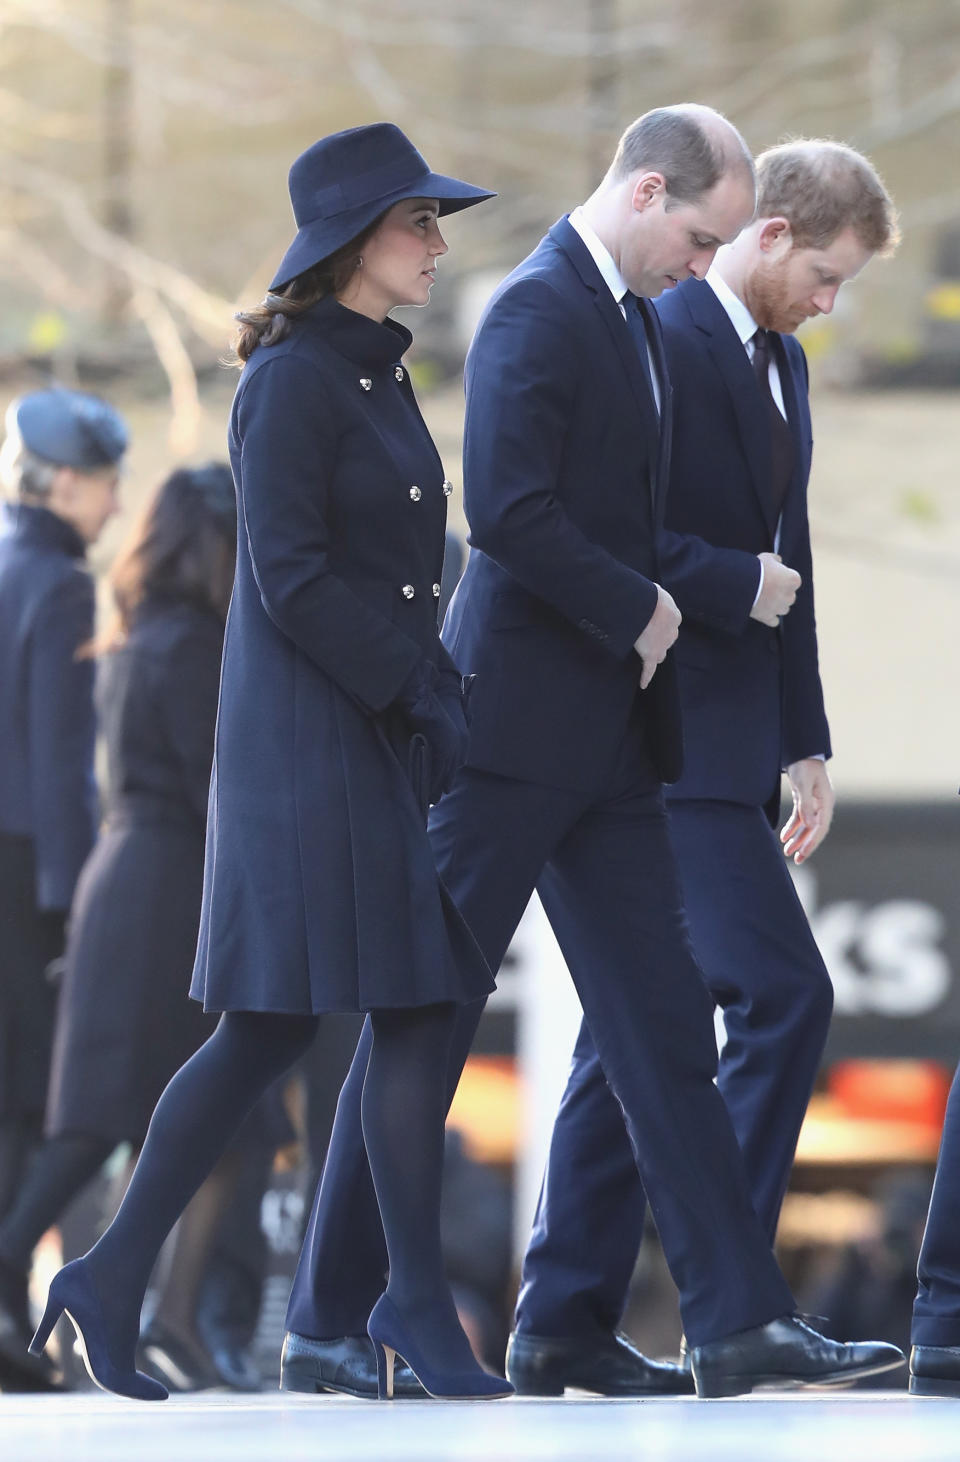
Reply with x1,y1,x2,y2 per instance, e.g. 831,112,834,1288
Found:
756,140,899,255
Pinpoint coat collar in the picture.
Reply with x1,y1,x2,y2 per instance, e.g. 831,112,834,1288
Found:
2,502,87,559
298,294,413,368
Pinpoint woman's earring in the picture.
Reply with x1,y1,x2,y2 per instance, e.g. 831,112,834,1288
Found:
357,256,363,268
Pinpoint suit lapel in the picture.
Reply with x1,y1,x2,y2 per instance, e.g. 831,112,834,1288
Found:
773,333,812,540
680,280,780,541
549,218,662,514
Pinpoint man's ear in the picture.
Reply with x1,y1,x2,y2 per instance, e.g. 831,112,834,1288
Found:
46,465,78,511
757,216,792,254
631,171,666,213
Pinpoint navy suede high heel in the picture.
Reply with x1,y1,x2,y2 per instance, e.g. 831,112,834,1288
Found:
367,1293,513,1400
28,1258,168,1401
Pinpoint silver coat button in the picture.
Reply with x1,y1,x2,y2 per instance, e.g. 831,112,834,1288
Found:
432,583,441,598
395,366,405,382
409,486,422,502
401,584,415,600
442,479,453,497
359,377,372,391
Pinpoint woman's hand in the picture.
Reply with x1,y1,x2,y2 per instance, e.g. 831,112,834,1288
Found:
396,662,469,804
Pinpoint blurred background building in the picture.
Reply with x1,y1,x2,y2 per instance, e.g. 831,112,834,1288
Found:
3,0,960,1385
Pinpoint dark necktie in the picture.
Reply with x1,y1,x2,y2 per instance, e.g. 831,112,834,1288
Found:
751,328,794,524
623,292,659,418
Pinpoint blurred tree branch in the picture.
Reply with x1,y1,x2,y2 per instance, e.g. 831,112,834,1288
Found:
0,155,231,348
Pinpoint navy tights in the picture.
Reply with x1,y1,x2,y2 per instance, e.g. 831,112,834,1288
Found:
82,1005,465,1375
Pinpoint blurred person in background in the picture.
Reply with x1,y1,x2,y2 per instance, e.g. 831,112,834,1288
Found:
281,105,902,1401
0,388,127,1386
803,1170,930,1387
0,463,259,1393
30,122,510,1405
514,139,900,1392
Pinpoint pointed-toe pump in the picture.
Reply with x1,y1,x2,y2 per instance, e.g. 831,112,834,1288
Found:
29,1258,168,1401
368,1293,513,1401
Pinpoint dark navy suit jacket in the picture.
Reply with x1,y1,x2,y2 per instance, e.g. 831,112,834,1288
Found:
444,215,681,792
654,278,831,817
0,504,97,911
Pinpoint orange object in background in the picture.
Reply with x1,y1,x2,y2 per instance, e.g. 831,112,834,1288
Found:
827,1060,952,1128
446,1055,518,1165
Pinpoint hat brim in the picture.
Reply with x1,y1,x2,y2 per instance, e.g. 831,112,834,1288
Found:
267,171,495,292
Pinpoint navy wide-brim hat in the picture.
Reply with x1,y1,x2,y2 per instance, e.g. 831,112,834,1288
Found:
268,122,496,292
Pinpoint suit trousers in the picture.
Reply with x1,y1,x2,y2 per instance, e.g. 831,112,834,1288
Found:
913,1060,960,1346
516,798,833,1339
285,741,794,1349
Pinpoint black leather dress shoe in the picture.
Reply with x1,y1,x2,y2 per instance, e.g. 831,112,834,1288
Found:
909,1344,960,1396
280,1332,424,1399
691,1315,905,1398
505,1329,694,1397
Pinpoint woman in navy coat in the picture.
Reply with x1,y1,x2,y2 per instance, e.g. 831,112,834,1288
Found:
33,123,508,1403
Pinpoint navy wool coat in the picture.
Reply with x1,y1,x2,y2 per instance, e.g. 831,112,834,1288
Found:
0,504,97,912
190,296,493,1014
47,601,220,1144
655,278,830,818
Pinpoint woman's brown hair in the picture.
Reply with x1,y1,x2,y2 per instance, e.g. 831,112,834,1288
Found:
94,464,237,654
232,213,386,364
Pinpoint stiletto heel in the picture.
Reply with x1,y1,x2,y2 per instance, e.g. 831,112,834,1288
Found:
368,1294,513,1401
372,1338,396,1399
28,1295,64,1356
29,1258,167,1401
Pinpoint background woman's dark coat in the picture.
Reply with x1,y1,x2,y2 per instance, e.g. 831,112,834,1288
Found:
0,504,98,1121
190,297,493,1014
46,602,221,1144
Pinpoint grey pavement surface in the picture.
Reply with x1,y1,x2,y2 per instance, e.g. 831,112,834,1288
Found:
0,1391,958,1462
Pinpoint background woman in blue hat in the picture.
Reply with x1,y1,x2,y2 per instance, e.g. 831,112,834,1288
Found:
0,389,127,1389
31,123,510,1403
0,464,278,1395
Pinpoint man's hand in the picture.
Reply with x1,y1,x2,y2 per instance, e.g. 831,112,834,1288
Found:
781,759,835,865
750,553,801,628
634,585,681,690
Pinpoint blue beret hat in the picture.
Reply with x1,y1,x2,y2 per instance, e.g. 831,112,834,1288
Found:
8,389,129,469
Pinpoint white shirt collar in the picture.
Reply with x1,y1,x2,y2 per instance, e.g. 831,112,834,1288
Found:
568,207,628,305
706,264,758,347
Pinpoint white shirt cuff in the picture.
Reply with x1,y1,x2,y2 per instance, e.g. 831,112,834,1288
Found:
751,559,764,609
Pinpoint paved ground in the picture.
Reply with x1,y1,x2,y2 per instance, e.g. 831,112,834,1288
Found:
1,1390,957,1462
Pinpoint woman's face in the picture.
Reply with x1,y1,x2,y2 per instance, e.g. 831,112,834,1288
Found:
341,198,448,319
49,462,123,544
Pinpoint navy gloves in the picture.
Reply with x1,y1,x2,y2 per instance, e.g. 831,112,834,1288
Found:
395,660,470,806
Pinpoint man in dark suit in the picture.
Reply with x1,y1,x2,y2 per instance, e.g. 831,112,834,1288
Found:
512,140,901,1391
280,108,902,1400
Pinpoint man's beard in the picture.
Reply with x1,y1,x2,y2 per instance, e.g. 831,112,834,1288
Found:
744,257,807,335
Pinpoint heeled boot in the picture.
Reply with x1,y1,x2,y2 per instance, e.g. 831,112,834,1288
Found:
368,1293,513,1401
29,1258,167,1401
